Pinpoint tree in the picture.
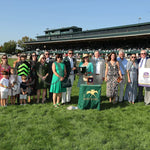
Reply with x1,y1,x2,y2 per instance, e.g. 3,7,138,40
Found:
0,46,3,52
18,36,35,51
2,40,16,54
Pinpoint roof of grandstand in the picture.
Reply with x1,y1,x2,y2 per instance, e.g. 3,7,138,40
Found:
25,22,150,51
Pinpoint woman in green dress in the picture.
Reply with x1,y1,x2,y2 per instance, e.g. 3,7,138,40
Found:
77,54,93,87
50,54,67,107
35,54,49,104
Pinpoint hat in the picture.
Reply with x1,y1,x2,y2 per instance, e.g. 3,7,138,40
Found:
83,54,89,58
20,53,27,57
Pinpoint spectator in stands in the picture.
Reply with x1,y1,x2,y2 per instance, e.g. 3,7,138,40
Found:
77,54,93,87
50,54,67,108
35,54,49,104
90,51,105,85
126,54,138,104
105,52,122,104
117,50,128,102
62,50,77,104
44,51,53,102
137,50,148,102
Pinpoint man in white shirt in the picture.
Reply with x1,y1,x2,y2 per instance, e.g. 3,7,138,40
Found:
138,50,148,102
62,50,77,104
90,51,105,84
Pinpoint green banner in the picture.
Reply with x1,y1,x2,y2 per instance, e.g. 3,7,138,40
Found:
78,84,101,110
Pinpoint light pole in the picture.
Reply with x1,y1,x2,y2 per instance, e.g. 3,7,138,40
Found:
138,17,141,24
44,45,46,52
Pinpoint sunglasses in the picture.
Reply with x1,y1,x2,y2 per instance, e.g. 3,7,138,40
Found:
141,53,146,55
32,55,36,57
132,56,136,58
42,58,46,60
69,53,73,54
84,56,88,59
45,54,49,55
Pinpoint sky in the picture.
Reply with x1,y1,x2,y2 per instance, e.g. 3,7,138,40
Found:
1,0,150,45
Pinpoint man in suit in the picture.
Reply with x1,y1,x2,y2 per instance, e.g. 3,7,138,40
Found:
44,51,54,102
90,51,105,85
61,50,77,104
137,50,148,102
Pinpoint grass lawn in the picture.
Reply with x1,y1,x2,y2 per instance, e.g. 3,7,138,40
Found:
0,58,150,150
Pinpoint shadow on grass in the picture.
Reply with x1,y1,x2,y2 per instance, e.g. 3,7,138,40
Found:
100,101,130,110
70,96,79,104
70,95,130,110
100,96,130,110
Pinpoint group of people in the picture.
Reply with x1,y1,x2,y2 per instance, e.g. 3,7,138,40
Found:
0,50,78,107
0,49,149,107
105,49,148,105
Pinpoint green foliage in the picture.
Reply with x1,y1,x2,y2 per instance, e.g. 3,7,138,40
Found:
1,40,16,54
8,58,17,67
18,36,35,51
0,46,3,52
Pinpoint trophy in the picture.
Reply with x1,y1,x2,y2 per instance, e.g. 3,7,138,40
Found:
87,76,94,85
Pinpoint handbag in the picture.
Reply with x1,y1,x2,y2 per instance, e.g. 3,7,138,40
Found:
117,76,122,83
79,66,86,74
55,62,71,88
61,77,72,88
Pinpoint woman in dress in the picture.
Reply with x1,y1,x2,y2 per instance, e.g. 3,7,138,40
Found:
50,54,66,108
8,68,18,105
13,53,21,105
105,52,122,104
126,54,138,104
28,52,38,103
0,55,11,80
35,54,49,104
77,54,93,87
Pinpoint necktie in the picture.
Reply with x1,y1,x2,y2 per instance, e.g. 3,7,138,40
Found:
140,59,144,68
96,58,98,64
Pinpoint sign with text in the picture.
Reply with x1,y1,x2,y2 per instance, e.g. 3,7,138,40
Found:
78,84,101,110
138,68,150,87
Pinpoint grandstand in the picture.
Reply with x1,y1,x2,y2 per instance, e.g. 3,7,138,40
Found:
25,22,150,54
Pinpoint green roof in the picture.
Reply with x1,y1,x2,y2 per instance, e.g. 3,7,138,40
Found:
44,26,82,32
26,29,150,45
82,22,150,33
37,22,150,38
